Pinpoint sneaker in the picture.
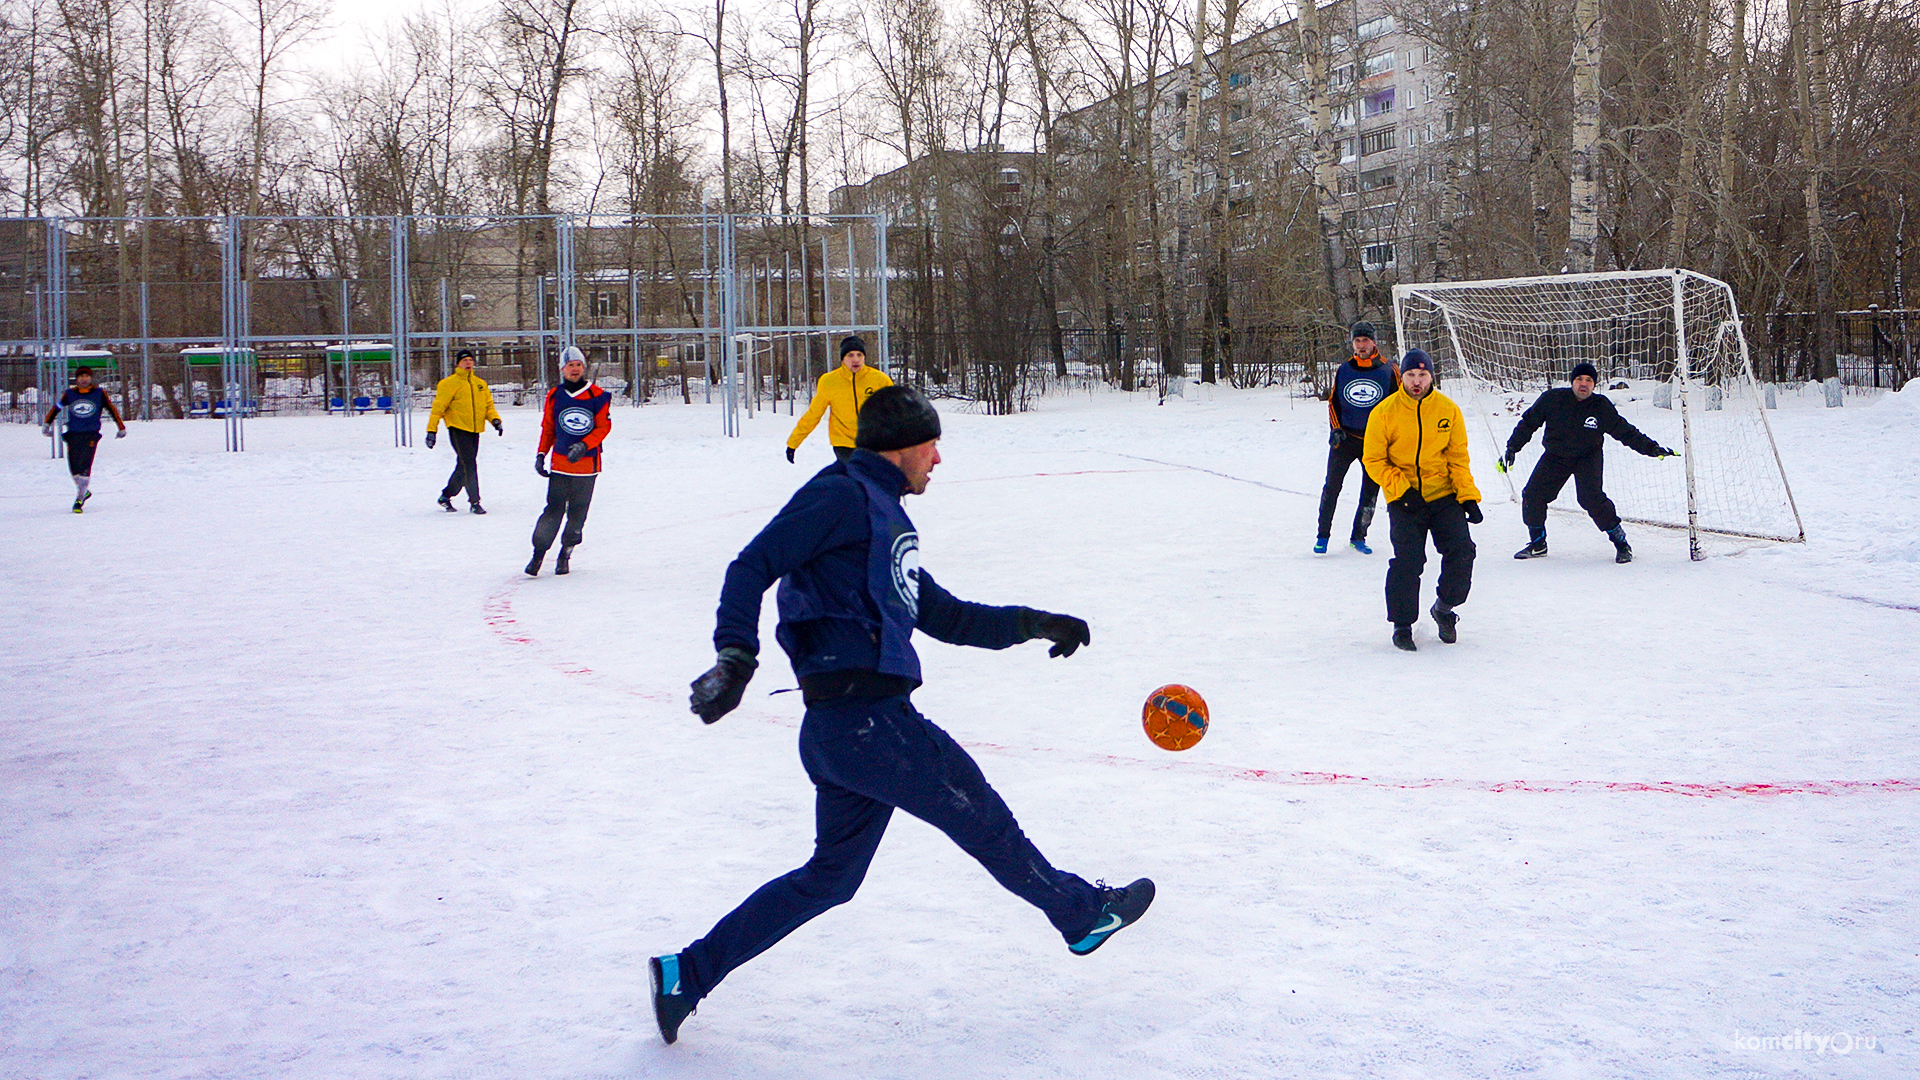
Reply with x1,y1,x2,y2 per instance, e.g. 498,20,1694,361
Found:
555,545,573,575
1068,878,1155,956
1393,624,1417,651
469,503,487,515
1350,539,1373,555
524,551,544,577
649,954,697,1045
72,492,90,514
1430,601,1459,644
1513,537,1548,560
1313,537,1330,554
437,494,456,512
1608,526,1633,564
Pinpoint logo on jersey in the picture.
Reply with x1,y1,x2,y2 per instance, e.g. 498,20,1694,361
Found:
890,530,920,616
559,406,595,435
1341,378,1385,408
1583,416,1599,429
1437,417,1452,431
70,400,98,419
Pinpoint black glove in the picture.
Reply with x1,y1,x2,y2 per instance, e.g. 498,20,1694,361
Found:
689,647,757,724
1497,450,1515,472
565,441,589,462
534,452,550,477
1461,500,1483,524
1329,429,1344,448
1655,445,1677,458
425,430,437,449
1396,487,1425,509
786,446,796,464
1017,608,1091,658
491,418,503,435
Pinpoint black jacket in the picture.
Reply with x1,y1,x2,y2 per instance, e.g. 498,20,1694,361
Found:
1507,387,1663,460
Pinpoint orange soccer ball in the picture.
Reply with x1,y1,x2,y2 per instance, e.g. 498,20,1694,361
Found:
1142,685,1209,751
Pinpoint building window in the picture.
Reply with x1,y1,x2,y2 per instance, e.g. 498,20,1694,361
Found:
1357,15,1396,40
1229,103,1248,123
1364,89,1395,118
1363,242,1396,268
1227,70,1252,88
999,168,1022,192
1361,203,1398,229
1340,137,1358,163
1332,102,1355,128
1360,127,1396,155
1362,51,1394,79
1339,175,1360,196
1331,63,1355,89
590,291,618,318
1361,166,1397,191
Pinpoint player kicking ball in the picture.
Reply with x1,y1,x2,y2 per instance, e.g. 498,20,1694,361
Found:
1501,362,1675,563
652,386,1154,1045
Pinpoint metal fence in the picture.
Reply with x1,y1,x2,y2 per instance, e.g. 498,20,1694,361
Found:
1,213,890,450
1761,308,1917,390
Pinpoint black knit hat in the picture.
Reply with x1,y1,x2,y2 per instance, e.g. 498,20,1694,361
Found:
1570,361,1599,382
455,349,476,362
1401,349,1433,373
840,335,868,359
1351,321,1377,341
856,386,941,451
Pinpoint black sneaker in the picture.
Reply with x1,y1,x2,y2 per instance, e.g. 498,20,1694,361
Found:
1513,538,1548,559
469,502,487,515
1608,526,1633,563
524,551,544,577
1068,878,1155,956
555,545,573,575
1430,601,1458,644
72,490,91,514
1393,624,1417,652
437,494,456,512
650,954,697,1044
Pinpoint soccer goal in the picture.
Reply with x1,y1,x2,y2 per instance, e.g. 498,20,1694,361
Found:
1392,269,1804,560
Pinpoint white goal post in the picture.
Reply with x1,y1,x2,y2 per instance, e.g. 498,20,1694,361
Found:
1392,268,1804,560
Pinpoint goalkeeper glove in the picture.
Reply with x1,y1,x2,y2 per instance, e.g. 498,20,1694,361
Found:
1655,445,1678,458
534,452,550,477
1461,500,1483,524
1017,609,1091,658
689,647,757,724
1497,450,1516,473
564,441,589,462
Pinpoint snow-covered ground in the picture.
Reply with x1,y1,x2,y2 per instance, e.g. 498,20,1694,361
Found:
3,381,1916,1079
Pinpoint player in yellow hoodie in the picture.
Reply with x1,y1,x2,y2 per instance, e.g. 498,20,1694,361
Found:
786,336,893,464
1362,350,1482,651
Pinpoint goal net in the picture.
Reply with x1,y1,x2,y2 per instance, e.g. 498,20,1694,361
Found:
1392,269,1803,559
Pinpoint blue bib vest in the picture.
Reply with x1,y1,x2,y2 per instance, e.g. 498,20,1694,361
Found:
1333,360,1396,434
549,384,609,460
61,387,110,434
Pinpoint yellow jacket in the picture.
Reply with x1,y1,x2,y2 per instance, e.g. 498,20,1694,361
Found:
787,364,894,450
1362,387,1482,504
428,370,501,433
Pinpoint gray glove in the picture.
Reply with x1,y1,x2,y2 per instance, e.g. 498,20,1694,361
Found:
115,427,127,439
41,424,54,438
564,441,589,462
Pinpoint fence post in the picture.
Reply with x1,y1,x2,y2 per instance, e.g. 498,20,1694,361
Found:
1869,304,1881,389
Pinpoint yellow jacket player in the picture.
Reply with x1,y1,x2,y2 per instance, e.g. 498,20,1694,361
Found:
1362,350,1483,651
427,349,503,514
786,336,892,463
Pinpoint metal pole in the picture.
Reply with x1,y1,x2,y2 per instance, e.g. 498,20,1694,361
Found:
846,223,857,341
392,215,411,447
721,213,739,436
221,216,241,452
785,250,795,414
339,278,351,414
630,269,640,403
876,213,890,372
47,222,71,459
139,281,151,421
1673,270,1701,561
1870,304,1881,388
439,276,451,383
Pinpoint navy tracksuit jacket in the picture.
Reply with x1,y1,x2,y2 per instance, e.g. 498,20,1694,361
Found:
678,450,1102,1002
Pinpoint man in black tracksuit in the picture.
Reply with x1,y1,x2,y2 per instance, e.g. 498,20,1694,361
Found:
649,386,1155,1046
1504,362,1675,563
1315,321,1399,554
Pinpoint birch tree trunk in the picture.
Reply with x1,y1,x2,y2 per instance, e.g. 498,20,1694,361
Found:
1296,0,1355,335
1710,0,1746,281
1663,0,1711,268
1792,0,1839,383
1563,0,1601,272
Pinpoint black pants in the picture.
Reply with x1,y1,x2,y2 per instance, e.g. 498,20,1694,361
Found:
440,428,482,505
531,473,596,552
63,432,100,476
1316,432,1379,542
833,445,855,463
676,694,1100,1003
1521,450,1619,532
1385,495,1476,626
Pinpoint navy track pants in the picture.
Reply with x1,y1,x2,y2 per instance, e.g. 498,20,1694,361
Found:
676,694,1102,1001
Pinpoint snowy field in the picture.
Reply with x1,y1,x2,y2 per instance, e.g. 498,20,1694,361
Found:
3,380,1917,1080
